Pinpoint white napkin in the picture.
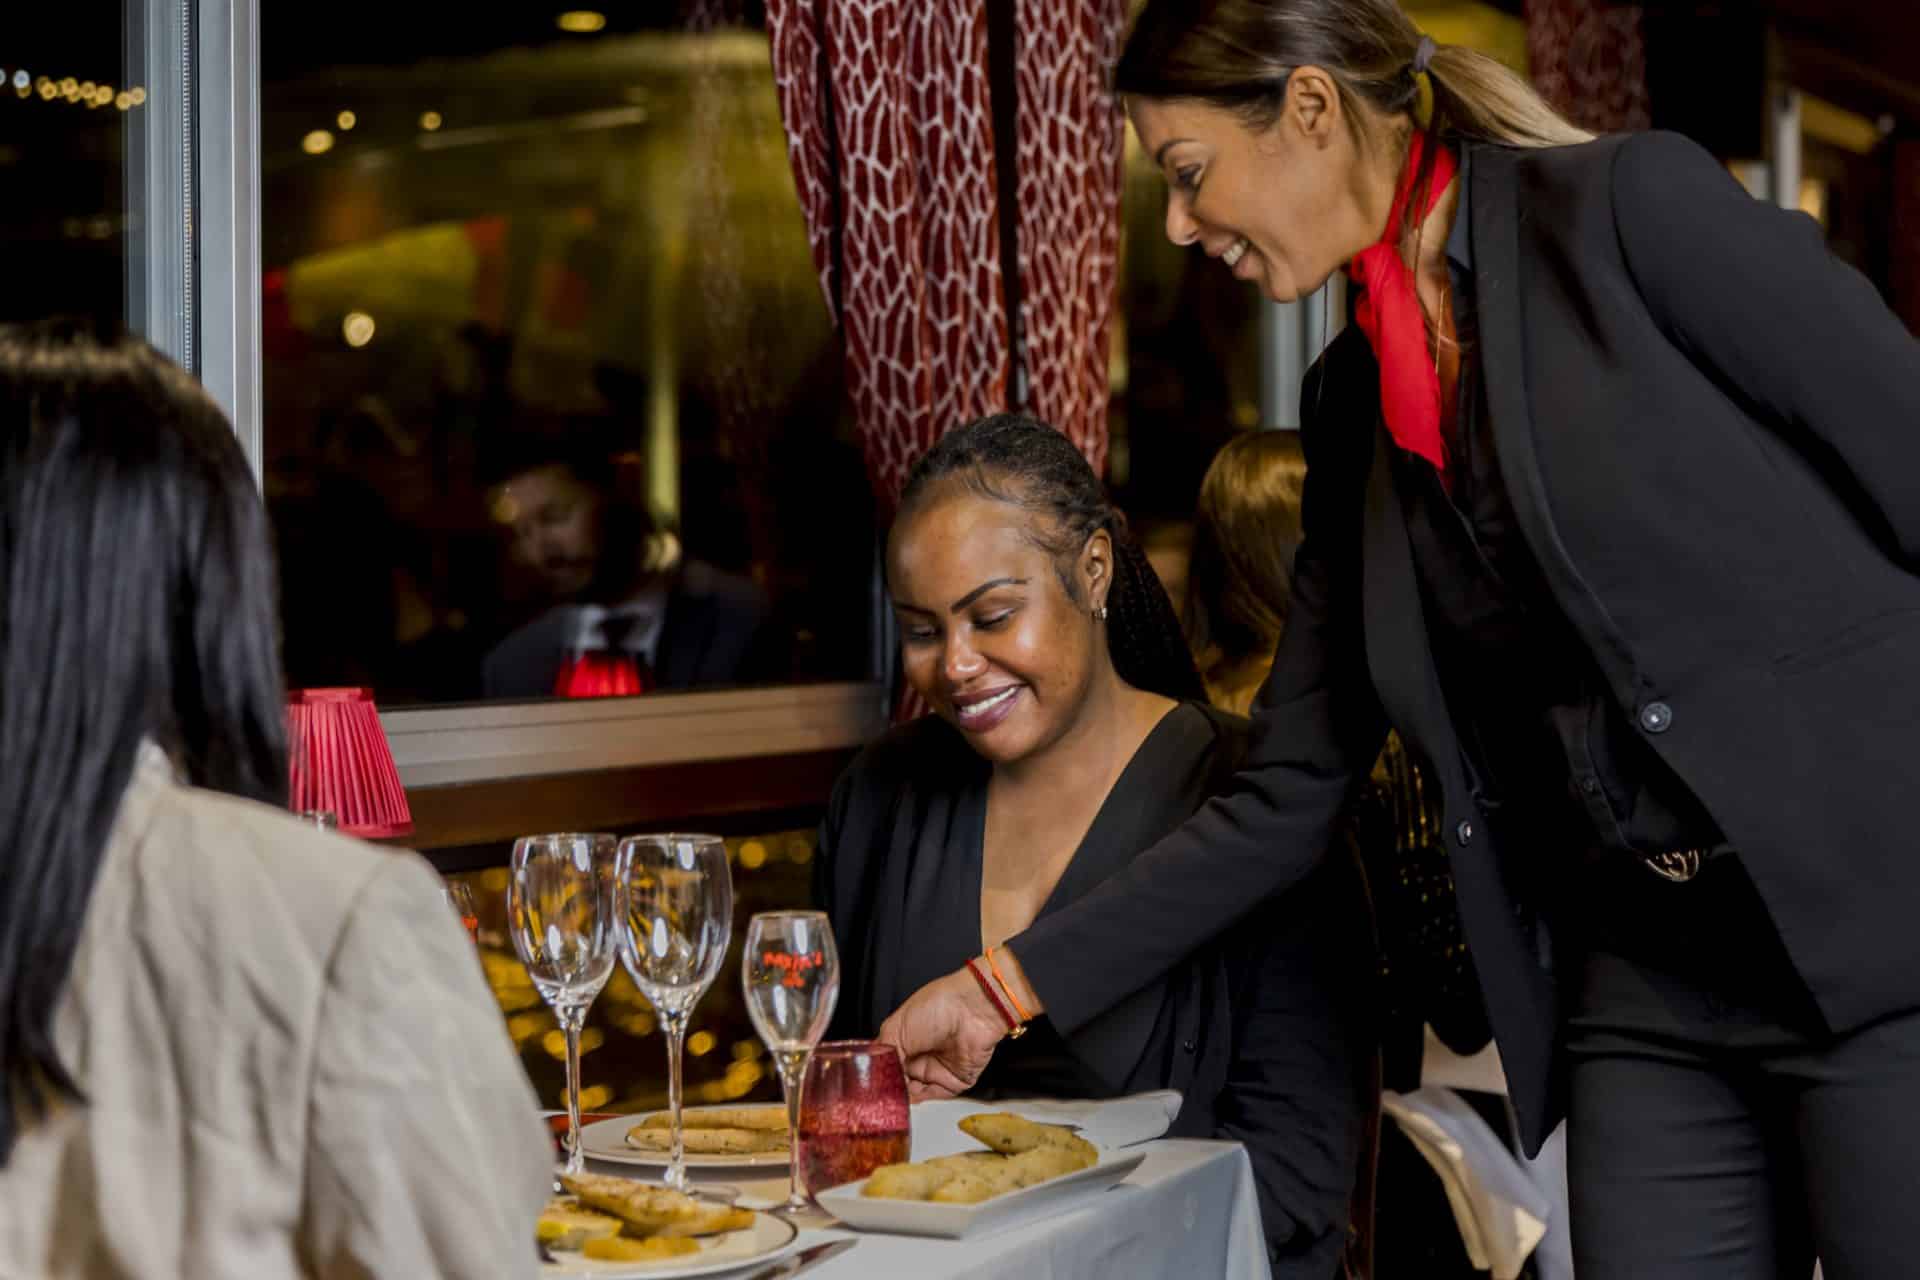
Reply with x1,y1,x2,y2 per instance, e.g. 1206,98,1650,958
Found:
1382,1087,1549,1280
907,1091,1182,1158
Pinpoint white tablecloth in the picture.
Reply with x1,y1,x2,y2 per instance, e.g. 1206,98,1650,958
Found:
585,1138,1271,1280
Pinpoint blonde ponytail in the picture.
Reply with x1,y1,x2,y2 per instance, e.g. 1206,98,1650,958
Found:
1425,44,1592,148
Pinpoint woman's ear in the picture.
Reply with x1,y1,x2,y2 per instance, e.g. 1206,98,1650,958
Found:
1079,528,1114,614
1286,65,1342,150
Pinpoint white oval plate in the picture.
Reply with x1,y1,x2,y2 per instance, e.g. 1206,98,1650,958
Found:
579,1110,791,1171
539,1211,798,1278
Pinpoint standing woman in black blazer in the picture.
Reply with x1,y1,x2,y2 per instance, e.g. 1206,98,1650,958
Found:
877,2,1920,1276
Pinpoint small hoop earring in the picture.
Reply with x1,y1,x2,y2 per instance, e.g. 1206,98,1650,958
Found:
1094,605,1109,621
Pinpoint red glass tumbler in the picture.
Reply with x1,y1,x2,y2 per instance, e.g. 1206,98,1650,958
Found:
795,1040,911,1199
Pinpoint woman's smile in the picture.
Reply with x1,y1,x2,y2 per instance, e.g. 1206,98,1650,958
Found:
951,683,1026,733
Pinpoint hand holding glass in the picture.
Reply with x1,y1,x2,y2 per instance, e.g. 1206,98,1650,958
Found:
616,834,734,1192
742,910,840,1212
508,833,621,1176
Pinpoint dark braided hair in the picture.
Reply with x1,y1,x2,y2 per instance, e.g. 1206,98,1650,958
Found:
897,414,1205,704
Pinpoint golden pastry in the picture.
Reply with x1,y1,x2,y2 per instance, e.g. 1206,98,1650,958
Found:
860,1113,1100,1203
862,1161,957,1200
581,1236,701,1262
632,1106,789,1133
959,1112,1097,1163
534,1198,622,1251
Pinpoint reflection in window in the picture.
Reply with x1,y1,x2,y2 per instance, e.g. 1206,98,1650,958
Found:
1109,122,1262,529
261,9,876,707
2,2,141,330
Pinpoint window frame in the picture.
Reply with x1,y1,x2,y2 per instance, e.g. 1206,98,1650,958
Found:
186,0,887,788
127,0,196,367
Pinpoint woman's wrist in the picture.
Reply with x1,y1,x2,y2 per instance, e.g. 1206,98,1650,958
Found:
965,957,1023,1039
985,946,1044,1021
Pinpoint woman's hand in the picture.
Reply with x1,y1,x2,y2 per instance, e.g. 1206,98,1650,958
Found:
877,966,1008,1101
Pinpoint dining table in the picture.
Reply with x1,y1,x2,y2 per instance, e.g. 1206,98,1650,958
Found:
578,1133,1274,1280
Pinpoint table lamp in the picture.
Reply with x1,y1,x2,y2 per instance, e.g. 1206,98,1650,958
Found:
286,687,413,838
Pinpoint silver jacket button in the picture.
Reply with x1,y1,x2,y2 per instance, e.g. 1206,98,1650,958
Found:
1639,701,1674,734
1455,820,1475,846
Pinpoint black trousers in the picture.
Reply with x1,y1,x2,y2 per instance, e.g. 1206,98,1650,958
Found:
1560,854,1920,1279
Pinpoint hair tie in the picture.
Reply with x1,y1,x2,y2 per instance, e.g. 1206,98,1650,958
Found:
1410,35,1437,76
1407,35,1437,128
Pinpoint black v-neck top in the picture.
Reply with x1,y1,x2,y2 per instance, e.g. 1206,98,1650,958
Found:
816,700,1375,1273
895,703,1215,1098
827,702,1234,1068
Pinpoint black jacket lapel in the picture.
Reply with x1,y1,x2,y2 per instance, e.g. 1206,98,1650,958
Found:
1359,416,1563,1155
1469,144,1640,707
1359,424,1454,776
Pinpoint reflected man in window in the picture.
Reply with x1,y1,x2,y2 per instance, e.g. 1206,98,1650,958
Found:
482,437,773,698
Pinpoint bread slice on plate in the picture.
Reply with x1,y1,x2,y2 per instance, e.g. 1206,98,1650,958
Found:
632,1105,788,1133
535,1198,622,1251
559,1172,753,1238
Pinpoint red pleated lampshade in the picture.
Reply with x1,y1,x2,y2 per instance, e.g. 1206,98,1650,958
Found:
553,652,650,699
287,687,413,838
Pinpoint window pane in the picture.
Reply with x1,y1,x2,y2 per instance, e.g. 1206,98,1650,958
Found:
1109,128,1262,526
2,4,144,331
260,8,876,707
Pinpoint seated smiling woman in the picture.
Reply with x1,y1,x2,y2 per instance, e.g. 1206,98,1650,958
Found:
815,414,1373,1274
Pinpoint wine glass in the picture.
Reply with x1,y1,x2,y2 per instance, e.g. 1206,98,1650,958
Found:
616,834,734,1192
742,910,840,1213
797,1042,911,1200
441,879,479,945
509,833,621,1176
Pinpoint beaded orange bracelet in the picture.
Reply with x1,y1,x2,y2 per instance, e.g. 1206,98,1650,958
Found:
985,946,1034,1026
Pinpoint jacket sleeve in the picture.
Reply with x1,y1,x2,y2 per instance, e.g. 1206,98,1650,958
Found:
1011,370,1388,1034
1612,129,1920,561
297,855,553,1280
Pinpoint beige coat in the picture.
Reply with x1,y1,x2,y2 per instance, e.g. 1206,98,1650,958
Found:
0,746,553,1278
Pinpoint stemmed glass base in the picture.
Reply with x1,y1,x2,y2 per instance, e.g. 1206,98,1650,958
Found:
772,1047,811,1214
557,1011,589,1177
657,1007,695,1193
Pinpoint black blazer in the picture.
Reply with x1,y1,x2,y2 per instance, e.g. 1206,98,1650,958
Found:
1011,130,1920,1155
817,704,1373,1270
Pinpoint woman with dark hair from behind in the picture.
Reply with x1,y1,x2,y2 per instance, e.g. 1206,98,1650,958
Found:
816,413,1372,1273
0,321,551,1277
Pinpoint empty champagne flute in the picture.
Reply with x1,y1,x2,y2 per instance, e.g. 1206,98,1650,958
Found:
616,833,733,1192
742,910,840,1213
509,833,621,1176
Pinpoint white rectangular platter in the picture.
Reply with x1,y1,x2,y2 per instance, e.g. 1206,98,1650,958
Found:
813,1147,1146,1240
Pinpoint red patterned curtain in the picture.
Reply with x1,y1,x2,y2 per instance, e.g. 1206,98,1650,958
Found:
1525,0,1652,135
767,0,1127,508
1015,2,1128,482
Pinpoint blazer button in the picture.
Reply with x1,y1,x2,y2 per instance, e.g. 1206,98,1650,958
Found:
1455,820,1474,846
1182,1038,1197,1054
1639,701,1674,734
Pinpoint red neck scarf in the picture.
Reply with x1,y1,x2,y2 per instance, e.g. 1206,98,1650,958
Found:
1348,131,1459,477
